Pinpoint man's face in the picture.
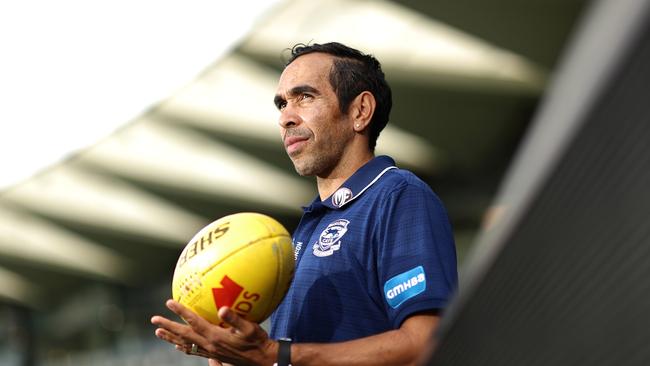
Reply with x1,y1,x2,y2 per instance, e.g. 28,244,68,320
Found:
274,53,354,177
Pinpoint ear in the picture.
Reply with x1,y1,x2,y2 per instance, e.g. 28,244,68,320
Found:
350,91,376,132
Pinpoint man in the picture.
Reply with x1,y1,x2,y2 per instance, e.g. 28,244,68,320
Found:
151,42,457,366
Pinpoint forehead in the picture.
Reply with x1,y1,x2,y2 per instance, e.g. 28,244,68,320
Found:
277,53,334,92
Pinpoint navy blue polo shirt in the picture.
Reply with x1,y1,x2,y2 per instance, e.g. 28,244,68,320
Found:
270,156,457,342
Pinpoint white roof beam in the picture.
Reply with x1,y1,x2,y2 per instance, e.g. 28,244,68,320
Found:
0,204,133,282
2,166,206,246
240,0,547,93
0,266,40,307
77,119,315,212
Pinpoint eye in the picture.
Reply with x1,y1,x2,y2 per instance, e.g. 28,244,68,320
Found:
298,93,313,102
277,100,287,110
296,93,314,103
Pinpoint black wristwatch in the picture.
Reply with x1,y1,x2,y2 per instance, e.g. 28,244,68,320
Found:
275,338,292,366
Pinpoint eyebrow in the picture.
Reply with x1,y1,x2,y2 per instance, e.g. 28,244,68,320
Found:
274,84,320,109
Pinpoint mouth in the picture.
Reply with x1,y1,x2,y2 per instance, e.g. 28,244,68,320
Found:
284,135,309,155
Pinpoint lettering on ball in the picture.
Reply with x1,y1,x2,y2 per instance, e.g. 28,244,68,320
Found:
176,222,230,269
233,291,262,318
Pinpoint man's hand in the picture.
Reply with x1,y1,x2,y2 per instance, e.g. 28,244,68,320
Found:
151,299,278,366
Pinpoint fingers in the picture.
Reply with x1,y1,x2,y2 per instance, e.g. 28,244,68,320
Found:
218,307,256,339
154,327,185,346
175,344,213,358
155,325,214,358
151,314,206,348
152,300,270,365
166,300,215,335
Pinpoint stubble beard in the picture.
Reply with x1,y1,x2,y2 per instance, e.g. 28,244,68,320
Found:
290,137,348,177
290,148,332,177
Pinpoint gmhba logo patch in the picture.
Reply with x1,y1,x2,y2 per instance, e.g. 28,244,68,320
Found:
384,266,426,309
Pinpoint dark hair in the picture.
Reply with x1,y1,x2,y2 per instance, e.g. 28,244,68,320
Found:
286,42,392,151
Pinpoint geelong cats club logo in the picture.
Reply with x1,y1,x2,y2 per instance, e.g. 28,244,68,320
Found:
313,219,349,257
331,188,353,207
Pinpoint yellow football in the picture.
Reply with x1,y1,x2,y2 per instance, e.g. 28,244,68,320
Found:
172,212,294,325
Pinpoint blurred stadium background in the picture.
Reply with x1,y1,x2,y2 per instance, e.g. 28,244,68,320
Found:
0,0,590,365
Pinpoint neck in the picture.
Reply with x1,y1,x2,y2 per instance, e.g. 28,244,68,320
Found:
316,150,374,200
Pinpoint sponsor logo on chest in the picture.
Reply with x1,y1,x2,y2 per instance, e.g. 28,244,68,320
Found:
313,219,350,257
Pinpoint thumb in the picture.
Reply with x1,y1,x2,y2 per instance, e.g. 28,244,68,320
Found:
207,359,223,366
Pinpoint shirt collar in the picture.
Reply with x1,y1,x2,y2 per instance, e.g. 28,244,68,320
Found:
312,155,397,210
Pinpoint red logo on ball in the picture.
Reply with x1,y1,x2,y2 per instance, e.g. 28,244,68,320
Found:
212,275,243,309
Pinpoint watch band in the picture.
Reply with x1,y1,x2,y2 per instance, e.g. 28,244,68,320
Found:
276,338,292,366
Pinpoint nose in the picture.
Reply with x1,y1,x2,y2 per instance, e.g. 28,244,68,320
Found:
278,104,301,129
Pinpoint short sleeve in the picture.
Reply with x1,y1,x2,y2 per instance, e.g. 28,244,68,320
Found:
375,180,458,328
